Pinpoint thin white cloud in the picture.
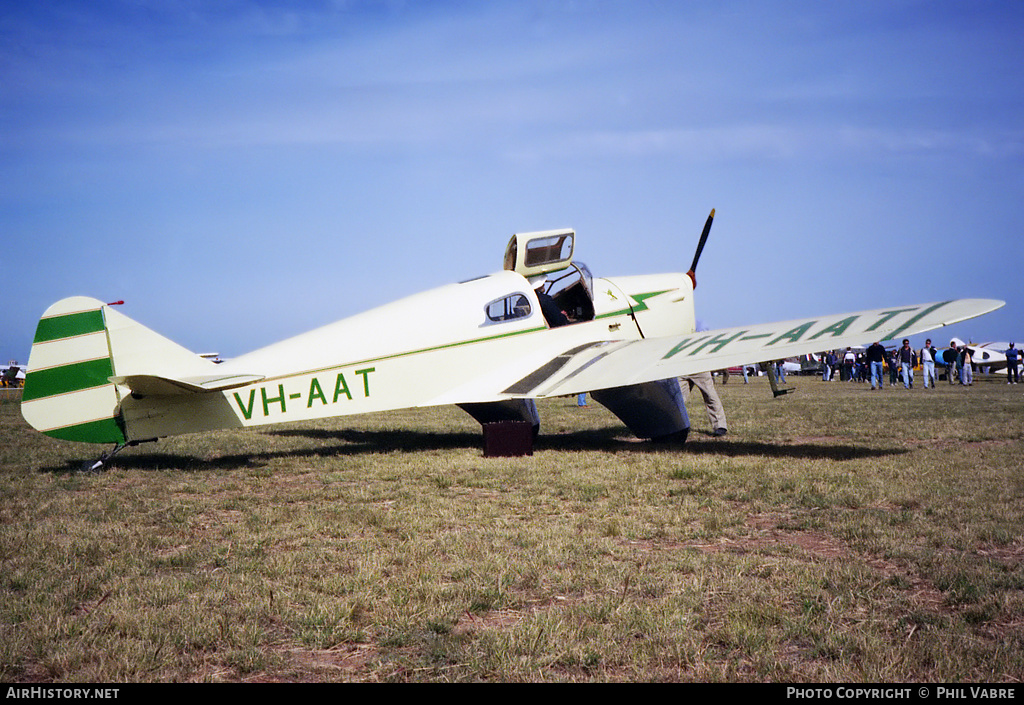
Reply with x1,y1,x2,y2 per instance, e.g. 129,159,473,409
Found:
505,123,1024,165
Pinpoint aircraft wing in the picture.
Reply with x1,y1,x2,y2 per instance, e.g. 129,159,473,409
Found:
504,298,1005,399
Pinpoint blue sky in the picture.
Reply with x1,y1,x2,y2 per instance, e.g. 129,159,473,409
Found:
2,0,1022,366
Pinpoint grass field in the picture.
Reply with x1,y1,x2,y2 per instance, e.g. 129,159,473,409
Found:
1,373,1023,682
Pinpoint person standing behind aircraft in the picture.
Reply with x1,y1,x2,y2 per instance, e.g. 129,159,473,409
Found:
1005,343,1020,384
959,345,973,386
680,372,728,437
920,339,937,389
866,342,887,390
898,339,915,389
842,348,855,381
946,341,958,384
775,360,786,383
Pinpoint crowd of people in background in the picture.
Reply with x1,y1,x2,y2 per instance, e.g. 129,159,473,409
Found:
816,340,1022,388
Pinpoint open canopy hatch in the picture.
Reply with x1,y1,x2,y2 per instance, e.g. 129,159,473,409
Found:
503,229,574,279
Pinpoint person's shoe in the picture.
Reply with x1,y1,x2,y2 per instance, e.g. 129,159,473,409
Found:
713,427,728,437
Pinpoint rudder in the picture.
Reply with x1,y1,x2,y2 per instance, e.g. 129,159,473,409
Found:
22,297,126,444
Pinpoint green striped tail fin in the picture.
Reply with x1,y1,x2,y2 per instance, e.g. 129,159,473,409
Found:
22,297,126,444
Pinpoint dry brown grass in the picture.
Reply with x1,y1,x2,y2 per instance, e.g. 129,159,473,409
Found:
1,373,1022,682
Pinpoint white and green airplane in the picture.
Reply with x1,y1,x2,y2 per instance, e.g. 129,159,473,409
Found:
21,211,1004,468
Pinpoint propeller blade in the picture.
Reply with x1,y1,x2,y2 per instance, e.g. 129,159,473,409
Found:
686,208,715,289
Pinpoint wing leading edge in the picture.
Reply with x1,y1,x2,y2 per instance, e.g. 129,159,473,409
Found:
510,298,1005,399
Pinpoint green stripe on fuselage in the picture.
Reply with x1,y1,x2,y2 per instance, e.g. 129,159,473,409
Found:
22,358,115,402
33,309,105,344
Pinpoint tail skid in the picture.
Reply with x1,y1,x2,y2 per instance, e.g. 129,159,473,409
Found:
80,438,158,473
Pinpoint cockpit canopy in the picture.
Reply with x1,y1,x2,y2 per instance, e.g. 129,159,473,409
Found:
502,228,596,327
503,229,574,279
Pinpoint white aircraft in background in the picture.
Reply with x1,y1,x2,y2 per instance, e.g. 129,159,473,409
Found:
2,361,26,388
777,360,803,375
938,338,1019,373
21,210,1004,469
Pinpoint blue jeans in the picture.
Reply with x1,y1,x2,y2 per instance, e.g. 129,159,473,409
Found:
871,361,884,389
901,362,913,389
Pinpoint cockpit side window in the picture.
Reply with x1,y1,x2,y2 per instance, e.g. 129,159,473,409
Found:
485,293,533,323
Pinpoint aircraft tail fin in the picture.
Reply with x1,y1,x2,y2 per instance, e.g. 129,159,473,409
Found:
21,297,232,444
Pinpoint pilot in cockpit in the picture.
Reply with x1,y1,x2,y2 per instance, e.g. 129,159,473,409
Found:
532,277,570,328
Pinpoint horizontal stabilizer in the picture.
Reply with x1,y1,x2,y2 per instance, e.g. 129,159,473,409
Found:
102,303,264,395
111,373,266,396
23,296,267,443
